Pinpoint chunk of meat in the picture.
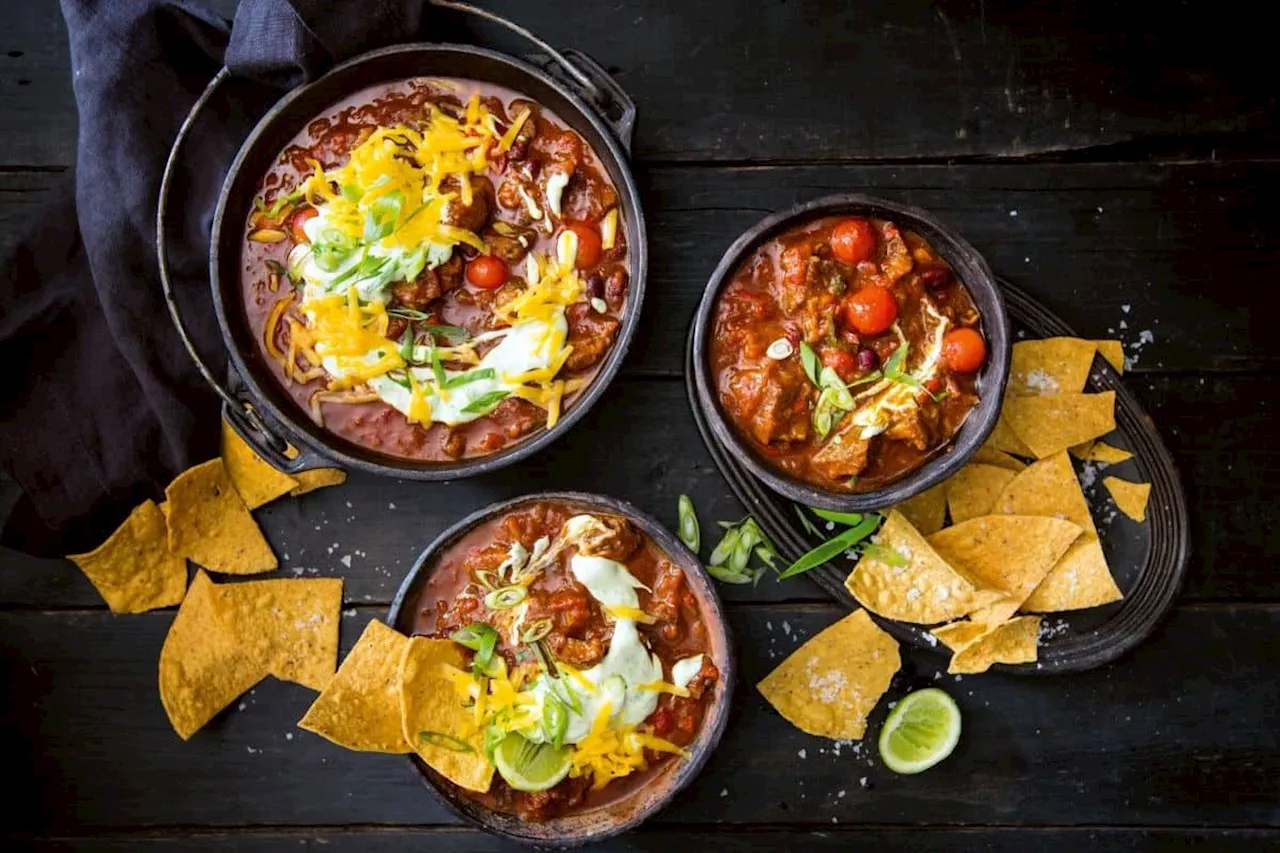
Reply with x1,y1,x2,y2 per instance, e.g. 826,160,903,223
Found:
385,316,409,342
496,163,541,225
684,656,720,701
564,302,620,371
440,175,494,233
877,221,914,285
546,634,604,667
649,559,684,638
797,289,839,344
481,223,536,263
499,503,569,547
488,396,545,440
777,243,813,313
723,360,810,446
391,253,464,309
604,267,628,311
585,516,643,562
545,587,593,635
884,405,932,451
441,428,466,459
514,777,589,823
461,542,511,575
811,421,872,480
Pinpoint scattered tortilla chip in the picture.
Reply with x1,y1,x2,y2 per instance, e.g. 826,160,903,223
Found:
757,609,899,740
929,515,1083,625
158,571,266,740
209,576,341,691
931,620,990,651
1084,442,1133,465
1095,339,1125,373
221,420,299,510
1104,476,1151,522
299,620,412,753
845,510,1003,624
291,468,348,496
1009,337,1097,396
969,445,1027,472
1003,392,1116,459
165,459,278,575
984,414,1035,458
894,481,948,536
949,615,1041,674
400,636,493,792
946,464,1017,525
1069,441,1095,460
996,453,1122,612
68,500,187,613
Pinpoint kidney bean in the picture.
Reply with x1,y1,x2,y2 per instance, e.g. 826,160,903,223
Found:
586,273,605,300
918,266,952,289
857,347,880,371
605,268,629,310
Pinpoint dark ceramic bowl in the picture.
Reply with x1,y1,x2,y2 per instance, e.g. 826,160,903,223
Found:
386,491,734,847
691,194,1011,512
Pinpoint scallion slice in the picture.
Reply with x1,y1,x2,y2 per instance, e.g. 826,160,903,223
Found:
419,731,474,753
777,515,881,580
677,494,700,552
484,585,528,610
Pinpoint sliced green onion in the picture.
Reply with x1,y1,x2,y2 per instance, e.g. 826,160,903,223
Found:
485,585,528,610
424,324,471,345
548,674,582,714
677,495,700,552
399,330,415,363
754,545,777,568
430,345,447,388
419,730,475,753
799,341,820,386
543,694,569,751
462,390,511,415
520,618,553,644
708,563,758,585
862,542,908,568
340,183,363,203
708,526,741,567
811,508,866,526
388,306,433,321
474,569,502,591
444,368,496,389
794,506,823,539
777,515,881,580
265,259,288,278
483,715,508,762
449,622,498,676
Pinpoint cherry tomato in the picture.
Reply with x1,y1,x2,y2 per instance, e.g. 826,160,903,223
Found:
289,206,319,243
566,221,603,268
820,348,857,383
466,255,509,289
942,327,987,373
840,285,898,336
830,218,877,265
925,377,946,396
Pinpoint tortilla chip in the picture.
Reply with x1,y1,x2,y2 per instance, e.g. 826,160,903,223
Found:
1069,441,1095,460
845,510,1003,624
996,453,1122,612
165,459,278,575
931,620,990,651
946,464,1017,525
159,571,266,740
894,482,948,536
1095,339,1125,373
1084,442,1133,465
221,420,299,510
929,515,1083,624
400,637,493,792
68,500,187,613
291,468,348,496
984,414,1035,458
209,577,341,691
1003,392,1116,459
1009,337,1097,396
299,620,412,753
949,615,1041,674
1104,476,1151,522
969,446,1027,472
757,609,899,740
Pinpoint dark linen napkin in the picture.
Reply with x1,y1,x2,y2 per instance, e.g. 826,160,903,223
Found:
0,0,438,554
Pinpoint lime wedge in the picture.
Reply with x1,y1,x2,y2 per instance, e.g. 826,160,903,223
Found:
878,687,962,774
493,733,572,792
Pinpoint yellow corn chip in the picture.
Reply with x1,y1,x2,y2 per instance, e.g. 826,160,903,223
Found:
949,615,1041,674
299,619,412,753
984,413,1035,458
1095,339,1125,373
929,515,1083,625
165,459,278,575
845,510,1003,624
946,464,1017,525
969,446,1027,472
220,420,299,510
1085,442,1133,465
894,481,948,536
1009,337,1097,396
757,609,899,740
291,468,348,496
400,637,493,792
209,576,341,691
158,571,266,740
996,453,1122,612
1104,476,1151,522
1003,392,1117,459
1069,441,1095,460
931,620,990,651
68,500,187,613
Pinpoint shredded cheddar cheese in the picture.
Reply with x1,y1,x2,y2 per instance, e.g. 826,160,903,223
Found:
569,702,687,790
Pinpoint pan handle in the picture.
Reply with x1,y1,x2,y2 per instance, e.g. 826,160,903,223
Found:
156,67,328,477
427,0,637,152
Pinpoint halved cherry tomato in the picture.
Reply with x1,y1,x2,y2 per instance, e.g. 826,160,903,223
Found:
942,327,987,373
567,221,603,268
466,255,509,289
925,376,946,396
840,285,898,336
820,348,857,383
289,206,319,243
830,218,877,265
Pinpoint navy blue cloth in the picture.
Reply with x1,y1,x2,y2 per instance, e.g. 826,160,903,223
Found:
0,0,437,553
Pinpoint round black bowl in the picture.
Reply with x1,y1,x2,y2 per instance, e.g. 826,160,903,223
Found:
691,194,1011,512
386,491,734,846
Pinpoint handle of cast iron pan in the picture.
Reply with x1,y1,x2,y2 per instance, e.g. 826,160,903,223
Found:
428,0,637,152
156,67,329,476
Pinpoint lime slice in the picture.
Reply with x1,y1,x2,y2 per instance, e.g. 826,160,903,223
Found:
493,733,572,792
878,687,962,774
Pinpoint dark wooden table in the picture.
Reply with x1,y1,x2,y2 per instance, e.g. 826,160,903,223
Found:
3,1,1278,850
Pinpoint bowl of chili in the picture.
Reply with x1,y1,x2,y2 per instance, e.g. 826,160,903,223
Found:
387,492,733,845
691,194,1011,511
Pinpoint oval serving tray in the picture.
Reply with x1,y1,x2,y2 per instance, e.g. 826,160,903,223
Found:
686,278,1189,674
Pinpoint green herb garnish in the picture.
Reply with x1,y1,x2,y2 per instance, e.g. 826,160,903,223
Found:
811,508,865,526
799,341,820,386
444,368,496,390
776,514,881,580
449,622,498,677
707,563,757,585
484,585,528,610
424,324,471,345
677,495,700,553
461,390,511,415
419,731,475,753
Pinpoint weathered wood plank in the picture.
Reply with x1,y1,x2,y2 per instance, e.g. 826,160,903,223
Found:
1,604,1276,833
4,372,1276,607
19,827,1280,852
4,0,1278,167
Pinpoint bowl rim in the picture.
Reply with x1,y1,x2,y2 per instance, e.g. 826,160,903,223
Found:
385,490,735,845
690,193,1011,511
208,41,648,481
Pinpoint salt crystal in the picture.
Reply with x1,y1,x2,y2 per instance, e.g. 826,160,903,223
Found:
285,732,293,741
782,621,791,636
340,555,352,568
1121,304,1131,313
859,777,868,787
389,502,396,509
906,588,921,602
798,749,807,759
1009,209,1018,217
837,789,847,798
720,788,728,797
1024,368,1059,393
